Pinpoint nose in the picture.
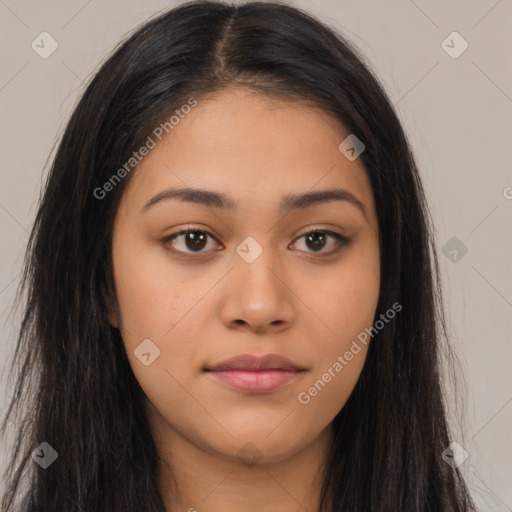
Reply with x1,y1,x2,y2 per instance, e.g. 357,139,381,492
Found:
219,248,295,334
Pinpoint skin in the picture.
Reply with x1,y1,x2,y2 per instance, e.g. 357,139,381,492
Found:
110,86,380,512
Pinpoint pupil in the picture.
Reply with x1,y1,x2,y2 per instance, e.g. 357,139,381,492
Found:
186,231,207,251
307,232,325,251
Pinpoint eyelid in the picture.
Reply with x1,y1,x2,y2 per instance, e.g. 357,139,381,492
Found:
160,225,223,257
289,228,352,255
161,226,351,257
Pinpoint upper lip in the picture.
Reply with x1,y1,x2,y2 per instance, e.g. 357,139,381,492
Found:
205,354,304,372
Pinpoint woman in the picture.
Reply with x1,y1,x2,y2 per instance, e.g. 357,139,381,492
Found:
1,1,476,510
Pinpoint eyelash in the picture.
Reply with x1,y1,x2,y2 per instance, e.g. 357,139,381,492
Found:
160,226,352,258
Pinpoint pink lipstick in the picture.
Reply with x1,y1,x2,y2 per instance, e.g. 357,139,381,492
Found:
204,354,305,394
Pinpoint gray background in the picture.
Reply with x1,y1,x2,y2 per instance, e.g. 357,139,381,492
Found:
1,0,511,509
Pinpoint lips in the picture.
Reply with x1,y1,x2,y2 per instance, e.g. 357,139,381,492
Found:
205,353,303,372
204,354,306,394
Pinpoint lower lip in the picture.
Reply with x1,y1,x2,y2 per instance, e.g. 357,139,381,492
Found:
206,369,302,393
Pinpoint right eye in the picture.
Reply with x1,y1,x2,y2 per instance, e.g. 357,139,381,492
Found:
161,227,223,256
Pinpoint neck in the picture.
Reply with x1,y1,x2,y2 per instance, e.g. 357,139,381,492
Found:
150,410,333,512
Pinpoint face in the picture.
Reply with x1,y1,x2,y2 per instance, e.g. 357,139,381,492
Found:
110,86,380,465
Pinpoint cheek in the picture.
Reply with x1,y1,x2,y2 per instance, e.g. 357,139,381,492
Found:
294,239,379,414
111,233,211,386
112,232,185,338
303,235,380,350
293,303,374,429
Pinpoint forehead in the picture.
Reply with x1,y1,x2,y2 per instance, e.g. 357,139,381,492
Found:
120,87,376,223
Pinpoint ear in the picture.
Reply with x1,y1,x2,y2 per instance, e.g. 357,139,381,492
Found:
108,309,119,329
104,291,119,328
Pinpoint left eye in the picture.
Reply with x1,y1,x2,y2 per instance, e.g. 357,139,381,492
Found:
290,229,351,255
161,228,350,256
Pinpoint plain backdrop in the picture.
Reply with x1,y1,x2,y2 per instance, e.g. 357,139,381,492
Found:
0,0,511,509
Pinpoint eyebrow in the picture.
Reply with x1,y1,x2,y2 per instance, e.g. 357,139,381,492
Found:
141,186,367,218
